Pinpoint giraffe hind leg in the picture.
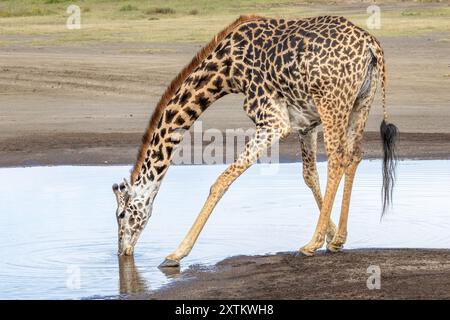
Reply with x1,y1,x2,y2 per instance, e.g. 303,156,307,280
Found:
299,96,353,256
298,127,336,243
327,66,378,252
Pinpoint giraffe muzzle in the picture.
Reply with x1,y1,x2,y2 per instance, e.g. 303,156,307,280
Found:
123,246,134,256
118,245,134,256
118,234,139,256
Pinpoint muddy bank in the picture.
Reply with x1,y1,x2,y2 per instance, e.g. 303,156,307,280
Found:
1,131,450,167
0,32,449,167
146,249,450,300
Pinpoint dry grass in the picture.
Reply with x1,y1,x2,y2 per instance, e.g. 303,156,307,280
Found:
0,0,448,46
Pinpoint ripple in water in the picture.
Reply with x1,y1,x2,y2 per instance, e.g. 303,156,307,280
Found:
0,160,449,299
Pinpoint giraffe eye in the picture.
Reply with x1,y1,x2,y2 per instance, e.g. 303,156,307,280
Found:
118,211,125,219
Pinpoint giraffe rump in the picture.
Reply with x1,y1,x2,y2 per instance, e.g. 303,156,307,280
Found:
130,14,262,184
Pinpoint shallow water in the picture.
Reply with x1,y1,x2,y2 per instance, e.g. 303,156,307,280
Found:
0,160,449,299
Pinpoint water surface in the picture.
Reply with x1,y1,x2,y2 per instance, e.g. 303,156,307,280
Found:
0,160,449,299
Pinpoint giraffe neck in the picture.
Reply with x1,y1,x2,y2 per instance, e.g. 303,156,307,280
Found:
129,14,264,191
132,62,232,188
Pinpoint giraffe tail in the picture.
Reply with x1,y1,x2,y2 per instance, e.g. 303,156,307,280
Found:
370,38,399,216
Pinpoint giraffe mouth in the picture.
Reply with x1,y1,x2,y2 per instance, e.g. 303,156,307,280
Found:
123,246,134,256
118,245,134,256
118,223,146,256
118,234,139,256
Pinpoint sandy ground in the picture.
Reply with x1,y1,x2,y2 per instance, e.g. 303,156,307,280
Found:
0,33,449,166
146,249,450,300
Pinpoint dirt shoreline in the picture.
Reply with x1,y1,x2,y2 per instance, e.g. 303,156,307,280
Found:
1,131,449,167
1,32,449,167
144,249,450,300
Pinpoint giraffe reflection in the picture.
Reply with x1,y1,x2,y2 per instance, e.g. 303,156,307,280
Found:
118,256,181,295
118,256,149,295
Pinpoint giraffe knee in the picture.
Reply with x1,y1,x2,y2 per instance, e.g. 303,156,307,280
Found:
265,123,291,140
303,172,317,189
209,182,222,196
278,125,291,139
347,150,363,168
352,154,362,166
209,179,229,196
352,150,363,164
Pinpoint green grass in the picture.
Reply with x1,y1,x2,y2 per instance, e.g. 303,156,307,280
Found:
119,4,139,12
44,0,70,4
0,7,54,17
144,7,176,15
0,0,448,46
401,10,422,17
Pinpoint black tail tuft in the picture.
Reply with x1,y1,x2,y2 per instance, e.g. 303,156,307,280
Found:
380,120,398,217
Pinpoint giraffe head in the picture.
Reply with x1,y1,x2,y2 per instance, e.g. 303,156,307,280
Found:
112,179,158,256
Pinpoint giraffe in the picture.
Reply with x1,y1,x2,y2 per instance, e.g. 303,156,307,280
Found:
111,15,398,267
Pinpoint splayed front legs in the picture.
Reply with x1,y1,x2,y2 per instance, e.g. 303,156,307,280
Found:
160,126,289,267
159,165,247,267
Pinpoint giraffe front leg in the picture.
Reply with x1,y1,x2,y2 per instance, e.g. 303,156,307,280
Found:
160,173,237,267
299,128,337,244
160,122,290,268
161,163,255,268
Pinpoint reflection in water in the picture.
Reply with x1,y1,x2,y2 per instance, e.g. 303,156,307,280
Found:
0,161,449,299
158,265,181,279
118,256,180,296
118,256,149,295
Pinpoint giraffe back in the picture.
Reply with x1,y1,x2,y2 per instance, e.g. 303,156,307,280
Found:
220,16,382,131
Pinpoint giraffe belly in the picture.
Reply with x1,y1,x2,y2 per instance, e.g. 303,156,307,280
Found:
287,103,321,134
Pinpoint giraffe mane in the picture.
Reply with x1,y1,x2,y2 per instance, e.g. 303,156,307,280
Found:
130,14,263,184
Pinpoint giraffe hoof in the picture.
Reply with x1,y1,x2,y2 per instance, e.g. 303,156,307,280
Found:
298,247,315,257
326,225,337,244
158,258,180,268
326,243,344,253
